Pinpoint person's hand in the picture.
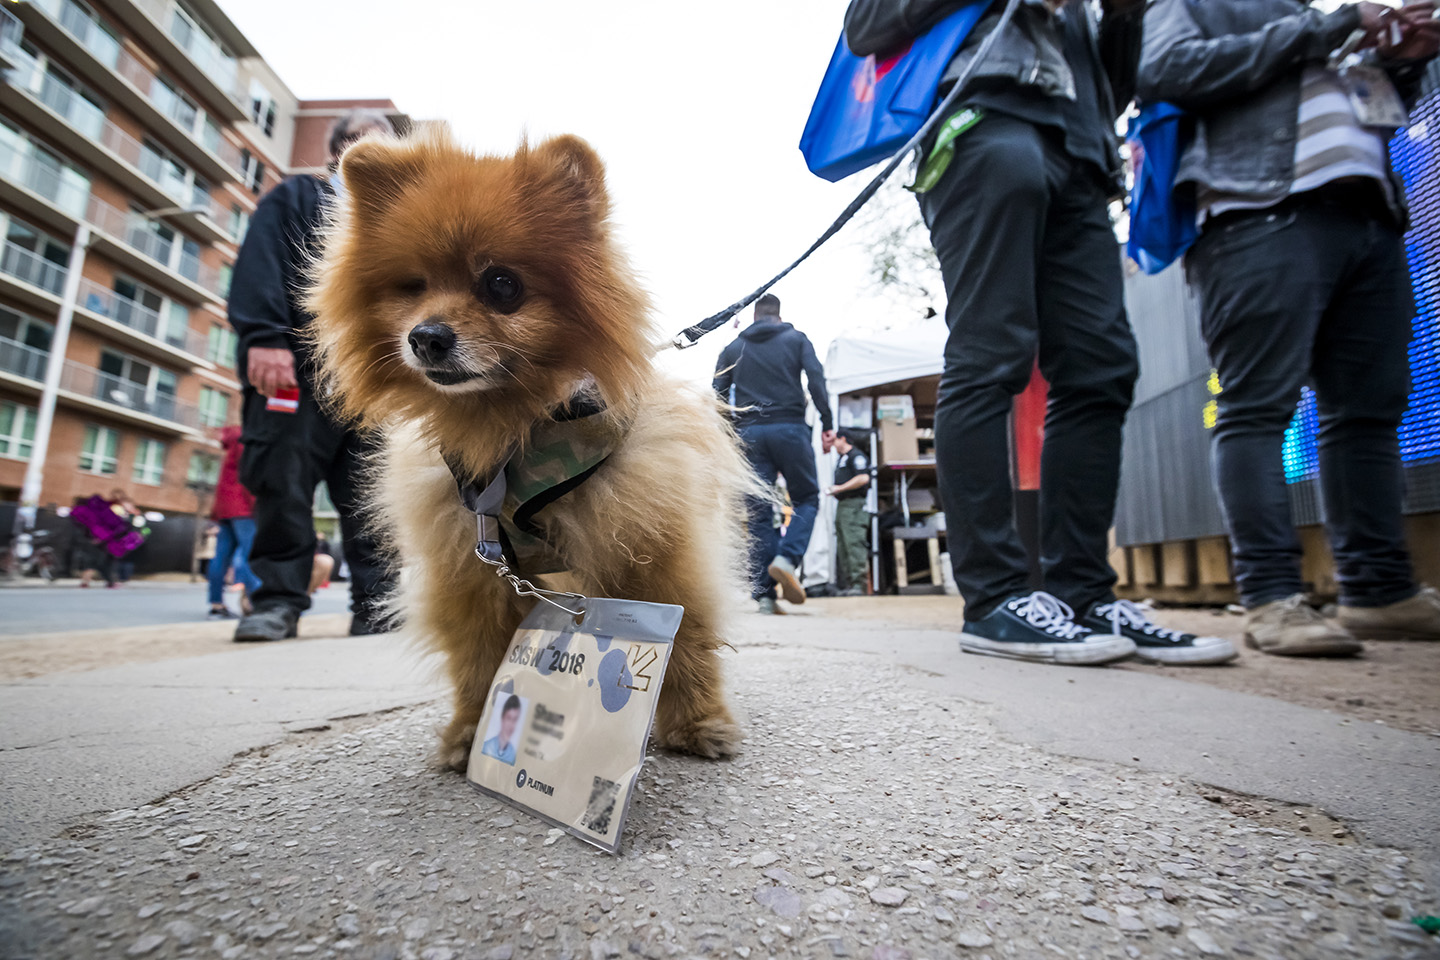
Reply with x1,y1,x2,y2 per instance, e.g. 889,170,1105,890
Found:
1356,1,1393,46
821,429,837,453
824,486,836,497
246,347,297,398
1383,2,1440,58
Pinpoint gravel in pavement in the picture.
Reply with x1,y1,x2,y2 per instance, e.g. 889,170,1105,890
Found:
1,646,1435,959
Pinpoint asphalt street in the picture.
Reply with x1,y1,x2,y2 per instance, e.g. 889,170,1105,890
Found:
0,581,353,635
1,605,1437,960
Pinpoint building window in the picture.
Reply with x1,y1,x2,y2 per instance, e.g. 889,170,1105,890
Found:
154,76,199,133
239,149,266,194
0,401,38,460
4,218,71,296
248,79,277,137
218,263,232,298
198,386,229,427
206,322,237,368
187,451,220,485
0,305,54,381
132,438,167,485
80,424,120,474
227,205,249,243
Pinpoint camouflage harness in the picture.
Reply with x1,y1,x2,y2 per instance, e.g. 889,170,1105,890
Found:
451,394,623,579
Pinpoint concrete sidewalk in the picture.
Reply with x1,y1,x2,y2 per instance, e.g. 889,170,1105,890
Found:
1,607,1436,959
0,634,442,852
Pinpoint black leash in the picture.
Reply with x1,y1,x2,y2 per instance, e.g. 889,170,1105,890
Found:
668,0,1024,351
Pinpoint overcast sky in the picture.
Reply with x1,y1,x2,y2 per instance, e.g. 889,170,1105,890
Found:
223,0,926,387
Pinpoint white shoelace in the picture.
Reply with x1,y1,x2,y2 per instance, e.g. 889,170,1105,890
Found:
1095,600,1186,641
1007,592,1089,640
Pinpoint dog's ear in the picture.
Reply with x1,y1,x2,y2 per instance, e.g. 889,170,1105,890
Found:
339,137,425,219
534,135,609,219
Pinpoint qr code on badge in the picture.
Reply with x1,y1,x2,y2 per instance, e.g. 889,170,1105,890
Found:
581,776,620,836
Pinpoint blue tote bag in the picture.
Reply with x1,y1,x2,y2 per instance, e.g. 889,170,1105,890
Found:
1125,102,1198,274
800,1,993,183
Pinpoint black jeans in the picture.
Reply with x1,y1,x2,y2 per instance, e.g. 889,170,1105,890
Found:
918,113,1138,620
1188,185,1416,609
738,422,821,600
239,387,391,617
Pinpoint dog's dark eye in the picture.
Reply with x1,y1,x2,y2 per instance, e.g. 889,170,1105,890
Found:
477,267,524,313
397,277,427,296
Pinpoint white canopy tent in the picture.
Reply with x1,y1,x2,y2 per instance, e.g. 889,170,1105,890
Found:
802,319,948,587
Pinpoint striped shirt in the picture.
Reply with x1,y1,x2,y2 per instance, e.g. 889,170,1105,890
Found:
1200,65,1397,219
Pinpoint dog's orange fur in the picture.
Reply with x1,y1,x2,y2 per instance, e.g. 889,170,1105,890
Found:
306,126,750,769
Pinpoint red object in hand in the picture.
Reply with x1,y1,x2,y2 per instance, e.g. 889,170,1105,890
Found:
266,387,300,413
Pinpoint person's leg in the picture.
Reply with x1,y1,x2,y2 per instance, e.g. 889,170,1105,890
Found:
919,114,1054,620
238,388,327,635
773,423,820,564
208,520,235,606
1032,165,1139,613
1189,207,1333,610
1310,209,1417,609
739,425,779,601
327,422,392,627
836,499,868,590
229,516,262,595
309,553,335,594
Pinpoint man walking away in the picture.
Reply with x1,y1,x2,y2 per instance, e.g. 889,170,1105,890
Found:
206,424,261,619
827,428,872,596
1139,0,1440,655
229,109,397,642
714,294,835,614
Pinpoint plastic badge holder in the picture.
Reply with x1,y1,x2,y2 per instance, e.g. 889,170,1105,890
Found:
466,597,682,853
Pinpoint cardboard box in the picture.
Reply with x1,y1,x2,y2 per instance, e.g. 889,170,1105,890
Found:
876,395,922,464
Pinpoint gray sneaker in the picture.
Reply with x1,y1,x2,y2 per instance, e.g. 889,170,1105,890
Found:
766,556,806,604
1337,585,1440,640
1245,595,1361,657
756,597,784,616
234,606,299,643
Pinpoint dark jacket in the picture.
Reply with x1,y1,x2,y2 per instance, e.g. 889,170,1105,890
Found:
845,0,1144,184
713,321,834,431
1137,0,1430,204
227,175,330,389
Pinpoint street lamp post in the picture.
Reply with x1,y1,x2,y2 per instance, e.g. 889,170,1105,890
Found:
10,205,208,537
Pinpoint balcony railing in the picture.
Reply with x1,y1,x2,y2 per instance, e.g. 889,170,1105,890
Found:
0,239,68,297
129,0,242,102
0,7,23,50
0,335,49,382
77,278,207,357
0,135,91,217
5,42,102,137
21,0,246,177
84,194,225,298
61,359,198,429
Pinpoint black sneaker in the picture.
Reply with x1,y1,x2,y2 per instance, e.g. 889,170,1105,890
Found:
234,606,299,643
349,609,394,636
207,606,236,621
1085,600,1238,665
960,591,1136,665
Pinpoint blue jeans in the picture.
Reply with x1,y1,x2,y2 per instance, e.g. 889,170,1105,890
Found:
1189,185,1417,609
208,517,262,605
739,422,820,600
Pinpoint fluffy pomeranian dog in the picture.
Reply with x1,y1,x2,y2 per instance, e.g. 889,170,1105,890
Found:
306,126,751,769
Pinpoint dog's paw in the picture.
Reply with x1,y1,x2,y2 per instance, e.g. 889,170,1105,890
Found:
439,721,478,773
656,715,744,760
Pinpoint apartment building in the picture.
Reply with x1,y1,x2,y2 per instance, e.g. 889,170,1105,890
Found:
0,0,405,566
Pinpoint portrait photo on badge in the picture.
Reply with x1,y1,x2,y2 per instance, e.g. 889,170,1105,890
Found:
480,692,527,766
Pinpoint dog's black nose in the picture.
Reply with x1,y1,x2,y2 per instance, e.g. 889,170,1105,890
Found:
408,320,456,365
